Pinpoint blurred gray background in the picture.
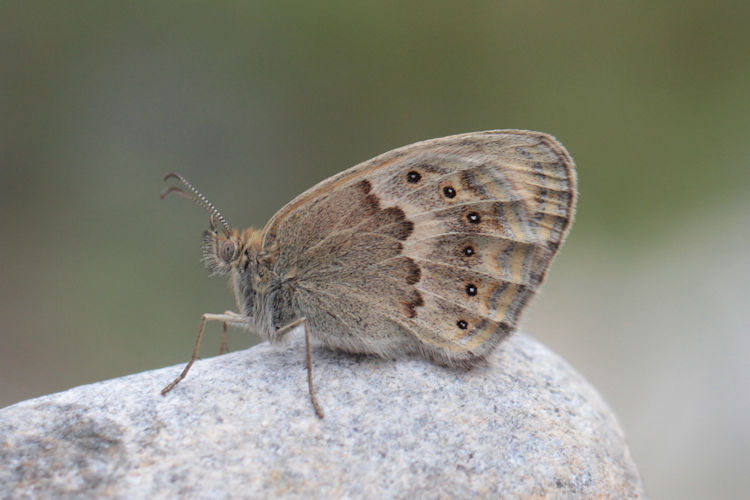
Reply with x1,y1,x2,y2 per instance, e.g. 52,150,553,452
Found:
1,2,748,498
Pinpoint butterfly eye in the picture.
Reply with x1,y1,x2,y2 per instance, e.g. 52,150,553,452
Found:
220,240,236,262
465,284,478,296
467,212,481,224
406,171,421,183
456,320,468,330
442,186,457,198
462,246,475,257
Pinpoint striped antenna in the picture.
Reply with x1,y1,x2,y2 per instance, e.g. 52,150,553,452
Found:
161,173,231,236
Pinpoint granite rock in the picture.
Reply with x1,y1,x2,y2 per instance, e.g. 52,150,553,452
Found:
0,330,645,499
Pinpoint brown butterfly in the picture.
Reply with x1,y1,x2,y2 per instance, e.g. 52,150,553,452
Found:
160,130,577,418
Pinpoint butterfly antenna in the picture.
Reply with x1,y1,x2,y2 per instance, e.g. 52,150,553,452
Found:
161,173,231,236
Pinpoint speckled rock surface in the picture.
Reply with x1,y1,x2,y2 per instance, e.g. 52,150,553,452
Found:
0,331,645,499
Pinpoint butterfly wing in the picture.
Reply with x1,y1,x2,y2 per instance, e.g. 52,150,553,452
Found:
261,130,576,366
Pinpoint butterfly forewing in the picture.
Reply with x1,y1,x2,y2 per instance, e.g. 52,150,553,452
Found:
262,130,576,366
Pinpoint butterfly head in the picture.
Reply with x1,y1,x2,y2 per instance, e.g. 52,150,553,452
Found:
161,172,262,275
201,227,262,275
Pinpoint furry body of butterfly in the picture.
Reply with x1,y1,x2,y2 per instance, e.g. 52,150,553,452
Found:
162,130,577,417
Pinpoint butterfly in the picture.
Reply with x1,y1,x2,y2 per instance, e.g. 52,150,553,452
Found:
160,130,577,418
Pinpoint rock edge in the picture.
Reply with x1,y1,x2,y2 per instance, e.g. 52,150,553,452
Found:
0,331,645,499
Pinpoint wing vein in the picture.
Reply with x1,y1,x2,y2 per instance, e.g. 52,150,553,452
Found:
416,286,491,318
407,257,529,286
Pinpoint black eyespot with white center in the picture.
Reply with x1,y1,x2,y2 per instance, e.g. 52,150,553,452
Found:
443,186,456,198
462,246,475,257
457,320,468,330
466,284,477,296
406,171,421,183
467,212,481,224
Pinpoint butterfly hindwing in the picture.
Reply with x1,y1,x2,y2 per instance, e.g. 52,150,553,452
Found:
262,130,576,365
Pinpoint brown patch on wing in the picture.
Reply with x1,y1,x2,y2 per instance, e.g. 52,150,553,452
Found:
403,290,424,319
357,179,372,194
378,207,414,240
404,258,421,284
356,180,380,216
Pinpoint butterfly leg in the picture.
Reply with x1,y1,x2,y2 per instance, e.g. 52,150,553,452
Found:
161,311,244,396
219,321,229,355
276,317,324,419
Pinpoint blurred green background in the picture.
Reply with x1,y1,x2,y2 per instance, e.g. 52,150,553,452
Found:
2,1,748,497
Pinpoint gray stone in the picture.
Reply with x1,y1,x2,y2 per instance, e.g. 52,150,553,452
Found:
0,331,645,499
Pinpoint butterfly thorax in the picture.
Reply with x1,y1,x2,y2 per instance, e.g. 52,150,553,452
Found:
200,227,274,334
232,248,304,343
